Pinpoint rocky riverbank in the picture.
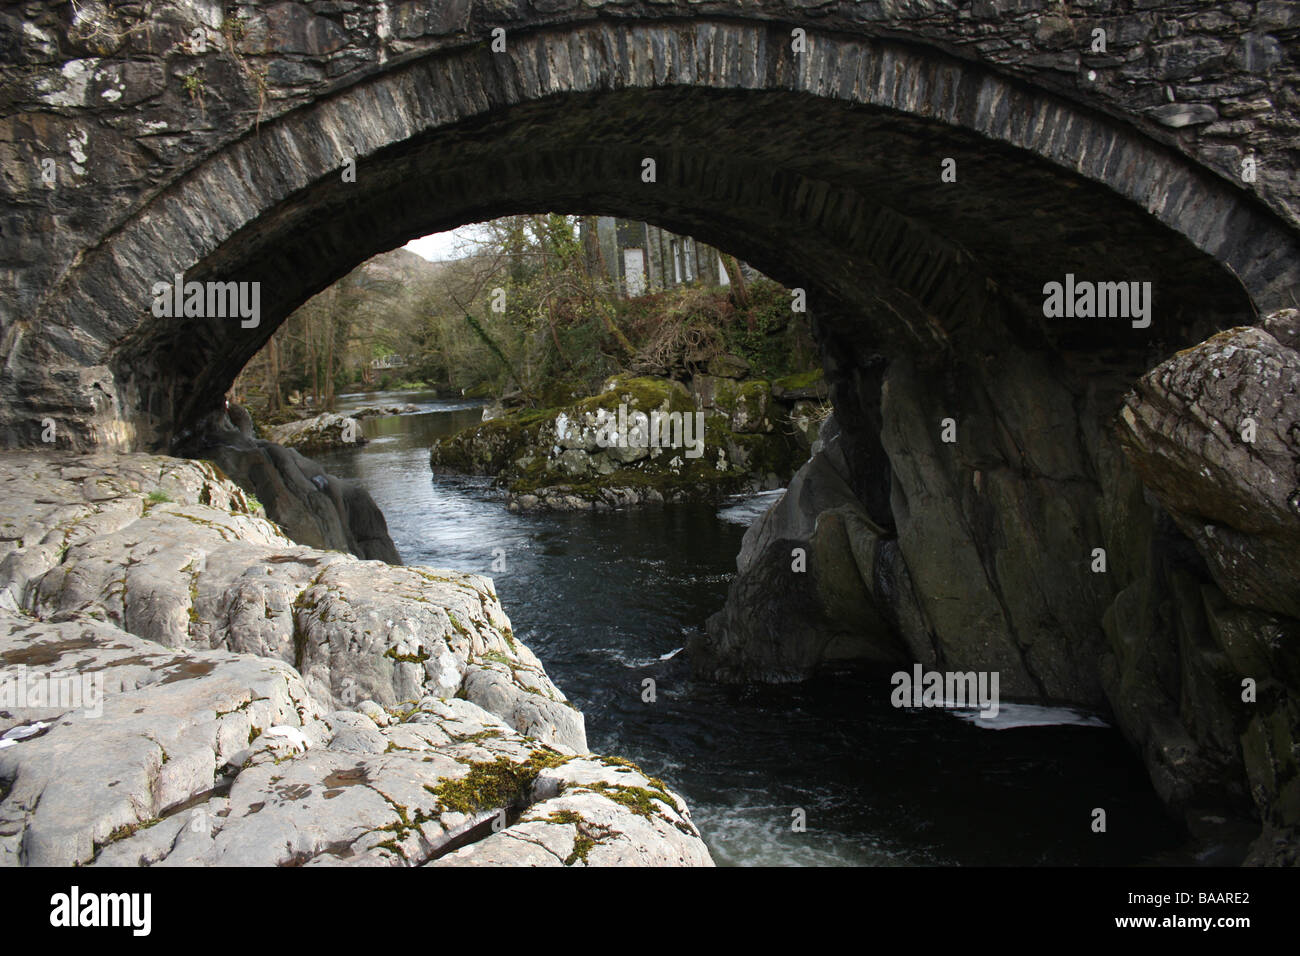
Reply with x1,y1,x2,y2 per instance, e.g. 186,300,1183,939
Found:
430,372,825,511
0,452,712,866
696,313,1300,865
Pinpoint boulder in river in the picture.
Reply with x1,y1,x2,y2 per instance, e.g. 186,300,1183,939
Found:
179,404,400,564
267,412,367,452
353,403,422,419
694,416,909,682
431,372,822,511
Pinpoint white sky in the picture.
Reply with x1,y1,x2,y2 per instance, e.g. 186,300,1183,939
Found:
403,224,491,262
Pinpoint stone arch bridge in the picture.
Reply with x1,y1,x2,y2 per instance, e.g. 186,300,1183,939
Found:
0,0,1295,446
2,1,1300,861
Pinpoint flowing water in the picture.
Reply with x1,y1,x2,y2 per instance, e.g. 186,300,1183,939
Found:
316,390,1185,866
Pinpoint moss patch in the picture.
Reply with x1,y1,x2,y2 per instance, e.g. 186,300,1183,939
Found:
426,749,572,814
567,779,683,822
772,368,825,391
542,809,622,865
384,646,431,664
432,369,805,509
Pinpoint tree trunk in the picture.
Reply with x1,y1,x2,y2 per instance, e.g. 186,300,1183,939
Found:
323,315,336,411
721,253,750,310
308,315,320,409
581,215,609,288
265,335,283,412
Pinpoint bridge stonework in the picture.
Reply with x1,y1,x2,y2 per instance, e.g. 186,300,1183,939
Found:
0,1,1297,445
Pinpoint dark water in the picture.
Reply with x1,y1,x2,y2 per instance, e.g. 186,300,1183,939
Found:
319,390,1185,866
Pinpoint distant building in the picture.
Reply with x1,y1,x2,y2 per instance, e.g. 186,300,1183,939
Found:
589,217,753,298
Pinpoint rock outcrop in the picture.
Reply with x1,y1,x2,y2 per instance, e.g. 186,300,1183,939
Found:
0,452,713,866
700,313,1300,864
698,341,1113,707
430,373,818,512
694,416,909,682
179,405,400,564
1117,317,1300,865
266,412,367,453
1118,318,1300,620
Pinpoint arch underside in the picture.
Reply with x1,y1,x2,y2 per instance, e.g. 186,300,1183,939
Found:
13,20,1294,447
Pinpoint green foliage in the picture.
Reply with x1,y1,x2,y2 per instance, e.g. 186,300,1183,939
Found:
722,279,815,378
426,749,572,814
180,71,206,103
233,215,817,421
463,313,529,398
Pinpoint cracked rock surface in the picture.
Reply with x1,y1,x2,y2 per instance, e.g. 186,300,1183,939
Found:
1119,317,1300,620
0,452,711,866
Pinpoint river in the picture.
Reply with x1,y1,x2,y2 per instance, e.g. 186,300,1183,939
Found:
315,390,1185,866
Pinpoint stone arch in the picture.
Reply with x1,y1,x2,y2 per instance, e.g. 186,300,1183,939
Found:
3,18,1296,448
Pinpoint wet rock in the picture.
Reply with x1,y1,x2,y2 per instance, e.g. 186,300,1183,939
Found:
694,416,908,682
181,407,399,564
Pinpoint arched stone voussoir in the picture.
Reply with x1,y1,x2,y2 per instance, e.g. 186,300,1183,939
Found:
6,18,1293,449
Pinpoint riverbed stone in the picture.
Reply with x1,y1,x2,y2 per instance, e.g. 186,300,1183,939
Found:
266,412,367,453
433,373,806,512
